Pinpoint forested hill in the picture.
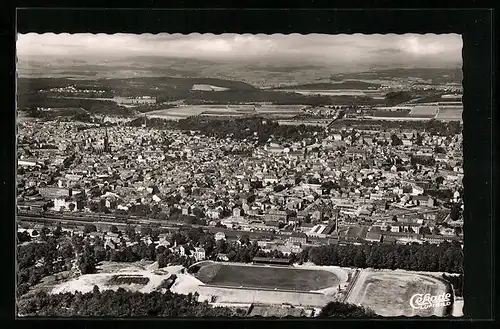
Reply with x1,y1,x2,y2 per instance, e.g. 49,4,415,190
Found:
274,81,381,90
341,67,463,85
17,76,256,93
372,67,463,83
16,77,344,109
106,76,257,91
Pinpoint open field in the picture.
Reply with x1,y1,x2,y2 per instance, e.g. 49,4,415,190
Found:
194,262,340,291
441,94,462,100
146,106,207,120
49,261,176,295
277,120,330,127
285,90,367,96
372,105,440,119
362,116,435,121
409,105,439,117
273,81,382,90
256,105,306,112
435,107,463,120
346,269,452,317
17,114,36,123
146,104,306,121
192,84,230,91
255,105,306,118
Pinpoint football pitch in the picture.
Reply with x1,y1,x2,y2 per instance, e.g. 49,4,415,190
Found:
346,270,451,317
194,262,339,291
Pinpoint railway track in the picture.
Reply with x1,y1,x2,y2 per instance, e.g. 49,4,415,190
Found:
16,212,337,245
19,215,127,227
17,212,187,230
18,211,184,225
17,212,240,235
17,213,281,241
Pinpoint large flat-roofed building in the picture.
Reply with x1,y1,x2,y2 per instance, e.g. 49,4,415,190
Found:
18,159,40,167
38,187,71,199
288,231,307,245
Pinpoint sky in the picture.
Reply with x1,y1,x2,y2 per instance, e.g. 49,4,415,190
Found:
17,33,462,68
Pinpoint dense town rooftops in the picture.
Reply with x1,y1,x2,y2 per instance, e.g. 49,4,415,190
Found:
17,115,463,249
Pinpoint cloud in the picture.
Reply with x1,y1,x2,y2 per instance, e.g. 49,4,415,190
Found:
16,33,462,67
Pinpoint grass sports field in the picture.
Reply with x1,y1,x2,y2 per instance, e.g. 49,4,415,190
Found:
435,107,463,120
194,262,339,291
409,105,439,117
346,270,451,317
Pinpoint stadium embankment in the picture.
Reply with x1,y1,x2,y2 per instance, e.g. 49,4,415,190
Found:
197,284,330,307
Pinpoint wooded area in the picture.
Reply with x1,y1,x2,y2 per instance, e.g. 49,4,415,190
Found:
17,288,246,317
305,241,463,273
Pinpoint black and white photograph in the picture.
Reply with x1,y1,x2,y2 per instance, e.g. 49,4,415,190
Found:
16,32,466,318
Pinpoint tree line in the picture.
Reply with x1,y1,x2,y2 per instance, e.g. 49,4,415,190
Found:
17,227,74,296
17,286,378,318
17,288,246,317
156,89,337,106
18,95,135,116
319,301,377,318
128,116,324,145
331,119,462,136
67,226,295,275
175,117,324,145
305,241,463,273
442,273,463,297
17,224,463,301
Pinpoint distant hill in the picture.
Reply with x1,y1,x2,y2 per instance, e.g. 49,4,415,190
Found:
274,80,381,90
17,53,462,88
335,67,463,85
18,76,385,110
107,76,257,91
17,76,256,94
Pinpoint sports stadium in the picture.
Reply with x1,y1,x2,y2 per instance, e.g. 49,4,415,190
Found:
173,261,349,308
344,269,455,317
41,259,460,317
171,261,459,317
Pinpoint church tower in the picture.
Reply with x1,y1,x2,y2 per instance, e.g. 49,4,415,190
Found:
104,127,111,153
